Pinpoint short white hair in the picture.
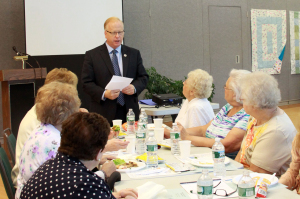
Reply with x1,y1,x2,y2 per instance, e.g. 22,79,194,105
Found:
240,71,281,109
229,69,251,103
187,69,213,99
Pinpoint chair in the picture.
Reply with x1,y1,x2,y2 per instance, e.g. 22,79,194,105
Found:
0,144,15,199
3,128,16,166
107,171,121,191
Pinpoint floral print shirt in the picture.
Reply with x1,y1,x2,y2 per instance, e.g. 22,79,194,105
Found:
15,123,61,199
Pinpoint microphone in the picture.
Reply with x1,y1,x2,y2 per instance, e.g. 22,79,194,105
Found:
12,46,23,56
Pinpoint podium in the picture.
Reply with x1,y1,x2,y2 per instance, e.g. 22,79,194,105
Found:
0,68,47,155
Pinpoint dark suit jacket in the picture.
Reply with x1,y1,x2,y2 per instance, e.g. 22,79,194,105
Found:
81,43,148,123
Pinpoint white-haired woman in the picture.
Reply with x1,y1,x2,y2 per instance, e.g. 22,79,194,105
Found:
178,69,250,155
165,69,215,136
235,72,296,175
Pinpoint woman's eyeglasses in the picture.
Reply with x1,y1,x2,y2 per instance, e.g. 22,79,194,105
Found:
213,181,237,197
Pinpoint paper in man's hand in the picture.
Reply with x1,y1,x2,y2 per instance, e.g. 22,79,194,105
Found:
105,75,133,90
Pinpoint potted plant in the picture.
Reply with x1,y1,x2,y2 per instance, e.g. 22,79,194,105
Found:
144,67,215,102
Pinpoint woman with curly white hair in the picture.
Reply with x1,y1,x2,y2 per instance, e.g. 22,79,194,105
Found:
177,69,250,155
164,69,215,135
235,72,296,175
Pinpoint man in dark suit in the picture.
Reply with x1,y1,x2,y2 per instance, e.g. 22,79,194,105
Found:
82,17,148,124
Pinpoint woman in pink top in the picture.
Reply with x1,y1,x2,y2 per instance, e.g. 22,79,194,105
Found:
279,133,300,194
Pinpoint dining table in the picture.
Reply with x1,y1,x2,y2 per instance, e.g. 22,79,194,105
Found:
113,142,299,199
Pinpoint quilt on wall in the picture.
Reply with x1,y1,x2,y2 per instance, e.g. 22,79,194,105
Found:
251,9,286,74
290,11,300,74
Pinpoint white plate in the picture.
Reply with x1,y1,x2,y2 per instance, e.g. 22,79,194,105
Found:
116,161,146,173
232,173,279,187
158,139,171,148
188,153,230,167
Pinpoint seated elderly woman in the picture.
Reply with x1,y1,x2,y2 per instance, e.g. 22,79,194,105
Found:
177,69,250,154
165,69,214,135
235,72,296,175
12,68,79,186
15,82,116,199
279,132,300,194
19,112,138,199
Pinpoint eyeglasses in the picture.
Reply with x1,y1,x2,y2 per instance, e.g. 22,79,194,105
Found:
213,181,237,197
223,85,233,91
106,30,125,36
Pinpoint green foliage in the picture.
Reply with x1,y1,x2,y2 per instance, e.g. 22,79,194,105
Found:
145,67,215,102
208,83,215,102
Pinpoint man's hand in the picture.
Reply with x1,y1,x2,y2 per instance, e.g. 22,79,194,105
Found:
99,155,116,165
100,161,116,178
122,84,135,95
79,108,89,113
104,139,129,152
105,89,120,100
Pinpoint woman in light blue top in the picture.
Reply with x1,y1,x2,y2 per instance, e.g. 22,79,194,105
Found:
179,69,250,154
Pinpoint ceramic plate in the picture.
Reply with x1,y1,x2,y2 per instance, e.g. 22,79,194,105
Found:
232,173,278,187
188,153,230,167
116,161,146,173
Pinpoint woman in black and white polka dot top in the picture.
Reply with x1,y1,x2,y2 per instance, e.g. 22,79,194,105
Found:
20,112,138,199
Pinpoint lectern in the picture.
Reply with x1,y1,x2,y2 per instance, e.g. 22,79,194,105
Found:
0,68,47,155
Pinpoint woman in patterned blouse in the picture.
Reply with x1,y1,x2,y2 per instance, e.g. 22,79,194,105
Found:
20,112,138,199
15,81,82,198
178,69,251,154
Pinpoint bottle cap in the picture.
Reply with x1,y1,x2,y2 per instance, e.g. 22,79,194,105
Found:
202,169,209,174
148,131,154,136
129,108,132,111
243,170,250,176
173,123,177,126
215,137,221,142
141,108,145,111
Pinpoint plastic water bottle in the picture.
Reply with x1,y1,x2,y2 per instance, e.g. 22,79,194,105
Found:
139,108,148,125
238,171,255,199
135,122,146,155
170,123,180,155
197,169,213,199
127,109,135,134
138,109,148,132
146,131,158,168
212,137,226,178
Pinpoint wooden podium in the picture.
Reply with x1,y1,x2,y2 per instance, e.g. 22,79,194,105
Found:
0,68,47,155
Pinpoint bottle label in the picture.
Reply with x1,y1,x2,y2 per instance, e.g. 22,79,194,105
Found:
127,116,135,122
139,123,147,130
170,132,180,139
212,151,225,158
147,145,157,152
238,187,255,197
197,185,213,195
136,133,146,138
